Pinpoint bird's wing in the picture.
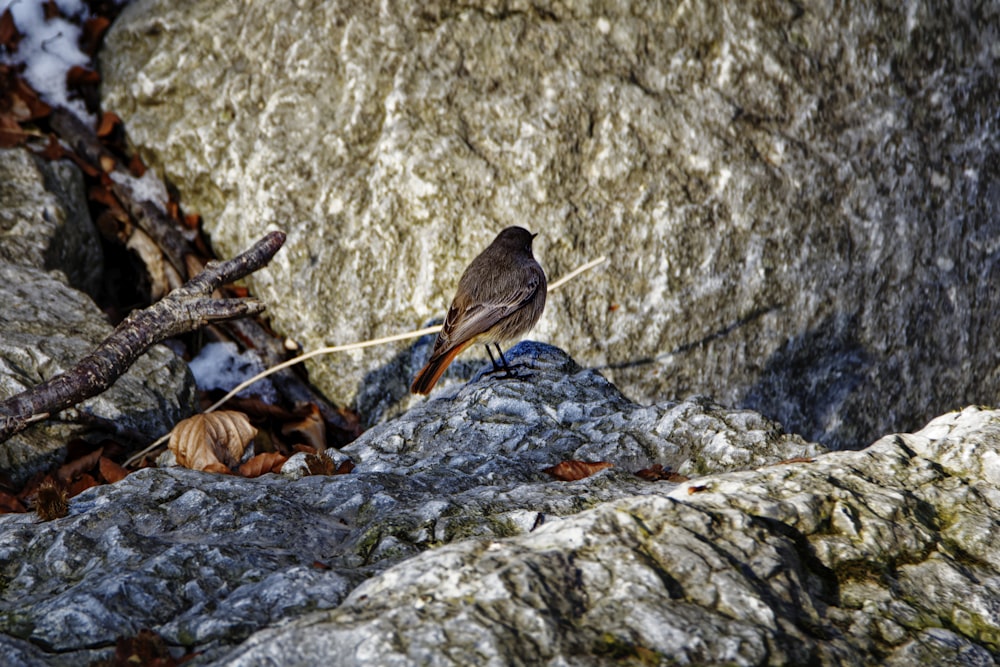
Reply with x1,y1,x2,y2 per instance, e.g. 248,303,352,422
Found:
432,270,542,355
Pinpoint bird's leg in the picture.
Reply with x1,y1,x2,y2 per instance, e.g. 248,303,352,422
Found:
484,343,503,372
483,343,520,379
494,343,515,376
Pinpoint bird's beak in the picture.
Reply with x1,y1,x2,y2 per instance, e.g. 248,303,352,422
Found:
531,232,538,239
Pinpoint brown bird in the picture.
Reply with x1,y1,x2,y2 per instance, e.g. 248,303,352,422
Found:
411,226,547,394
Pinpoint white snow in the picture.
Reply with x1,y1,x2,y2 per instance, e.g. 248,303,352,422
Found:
187,341,278,403
0,0,119,124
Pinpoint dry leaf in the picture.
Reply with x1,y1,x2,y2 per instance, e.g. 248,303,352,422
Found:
56,447,103,484
542,460,613,482
281,403,326,452
0,10,21,50
0,491,26,514
99,456,129,483
238,452,287,478
774,456,814,465
42,0,60,20
68,473,98,497
687,484,709,495
112,629,179,667
127,227,169,300
80,16,111,56
334,458,355,475
66,65,100,87
635,464,690,483
168,411,257,472
128,153,146,177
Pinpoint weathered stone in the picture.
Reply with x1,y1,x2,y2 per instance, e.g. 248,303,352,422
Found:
0,148,195,484
0,148,103,297
0,344,818,664
2,344,999,665
223,406,1000,666
0,263,196,483
100,0,1000,449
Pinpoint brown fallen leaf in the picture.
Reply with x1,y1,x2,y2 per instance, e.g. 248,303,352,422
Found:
66,65,100,88
68,473,99,497
42,0,60,20
281,403,326,452
334,459,355,475
96,110,121,138
80,16,111,56
635,464,690,483
687,484,710,495
238,452,287,478
542,460,613,482
0,490,26,514
56,446,103,484
99,456,129,483
168,411,257,473
110,628,181,667
0,10,21,51
774,456,814,465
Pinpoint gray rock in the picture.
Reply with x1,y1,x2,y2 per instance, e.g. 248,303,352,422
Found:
100,0,1000,448
0,148,195,484
224,405,1000,667
0,344,819,665
2,344,999,665
0,148,103,297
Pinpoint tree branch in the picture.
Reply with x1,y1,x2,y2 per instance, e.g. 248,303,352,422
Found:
0,231,286,443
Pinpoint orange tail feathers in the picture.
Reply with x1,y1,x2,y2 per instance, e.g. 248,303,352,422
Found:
410,341,472,394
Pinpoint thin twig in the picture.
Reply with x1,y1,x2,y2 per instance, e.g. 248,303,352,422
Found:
0,231,286,444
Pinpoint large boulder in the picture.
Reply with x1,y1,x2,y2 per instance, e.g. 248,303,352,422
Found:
0,148,195,484
100,0,999,447
1,345,997,664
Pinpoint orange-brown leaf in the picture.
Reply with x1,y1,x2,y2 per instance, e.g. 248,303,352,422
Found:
335,459,355,475
281,403,326,452
635,464,690,483
66,65,100,88
238,452,287,478
0,491,26,513
68,473,98,497
99,456,129,483
80,16,110,55
57,447,103,484
0,115,26,148
168,411,257,472
42,0,60,20
0,9,21,50
128,153,146,177
35,133,66,161
542,460,613,482
774,456,814,465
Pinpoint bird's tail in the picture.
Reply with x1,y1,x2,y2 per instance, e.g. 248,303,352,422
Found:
410,341,471,394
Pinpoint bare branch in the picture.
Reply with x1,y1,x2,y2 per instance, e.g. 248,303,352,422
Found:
0,231,286,443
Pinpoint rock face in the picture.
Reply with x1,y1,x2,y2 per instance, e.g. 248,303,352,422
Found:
0,148,195,484
1,344,999,665
100,0,999,448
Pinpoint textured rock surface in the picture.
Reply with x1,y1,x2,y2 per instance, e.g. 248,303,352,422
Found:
100,0,1000,447
224,406,1000,666
0,344,822,665
2,345,1000,665
0,148,103,297
0,148,195,484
